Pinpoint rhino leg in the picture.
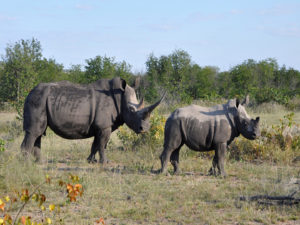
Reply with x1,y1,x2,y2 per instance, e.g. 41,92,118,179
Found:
209,154,218,176
87,138,98,163
33,136,42,162
159,148,172,174
209,143,227,177
160,143,183,174
21,132,39,160
170,147,182,174
216,143,227,177
87,128,111,164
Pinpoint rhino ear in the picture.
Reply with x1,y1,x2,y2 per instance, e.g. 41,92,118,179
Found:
111,77,126,91
236,98,240,108
120,78,126,91
242,95,249,106
256,116,260,123
132,76,140,90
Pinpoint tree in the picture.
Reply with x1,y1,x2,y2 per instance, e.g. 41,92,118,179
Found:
145,50,194,103
0,38,64,116
84,55,133,83
0,38,42,103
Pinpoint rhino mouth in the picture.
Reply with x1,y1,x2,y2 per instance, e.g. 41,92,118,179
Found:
137,124,150,134
250,133,260,140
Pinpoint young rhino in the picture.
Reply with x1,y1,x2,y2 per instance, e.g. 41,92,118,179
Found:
159,96,260,176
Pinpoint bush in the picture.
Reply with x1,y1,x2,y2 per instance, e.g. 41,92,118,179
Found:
117,111,166,151
0,139,5,152
228,113,300,163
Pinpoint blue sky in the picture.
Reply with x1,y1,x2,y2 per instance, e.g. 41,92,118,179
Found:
1,0,300,72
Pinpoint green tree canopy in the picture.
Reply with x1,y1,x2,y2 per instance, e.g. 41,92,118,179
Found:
83,56,132,83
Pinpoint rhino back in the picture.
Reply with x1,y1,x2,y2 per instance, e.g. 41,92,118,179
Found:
168,104,233,151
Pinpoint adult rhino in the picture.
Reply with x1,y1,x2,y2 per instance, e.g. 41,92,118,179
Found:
159,96,260,176
21,77,164,163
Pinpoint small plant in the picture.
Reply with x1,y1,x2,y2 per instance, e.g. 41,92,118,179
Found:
0,139,5,152
0,174,84,225
117,111,166,151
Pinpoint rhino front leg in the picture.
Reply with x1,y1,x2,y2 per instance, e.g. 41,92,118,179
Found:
216,142,227,177
87,128,111,164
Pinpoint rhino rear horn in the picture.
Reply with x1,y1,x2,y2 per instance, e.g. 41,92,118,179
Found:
137,97,144,110
132,76,141,90
242,95,250,106
140,92,166,119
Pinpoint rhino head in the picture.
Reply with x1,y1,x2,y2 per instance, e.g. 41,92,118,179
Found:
233,95,261,140
121,79,164,134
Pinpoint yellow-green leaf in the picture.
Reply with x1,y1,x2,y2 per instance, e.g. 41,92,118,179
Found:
4,196,10,202
46,217,52,224
49,204,55,211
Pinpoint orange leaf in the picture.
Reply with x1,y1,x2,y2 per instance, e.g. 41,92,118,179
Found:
95,217,105,224
22,189,29,197
39,194,46,206
69,196,76,202
0,203,5,211
74,184,82,189
66,184,73,192
21,216,26,225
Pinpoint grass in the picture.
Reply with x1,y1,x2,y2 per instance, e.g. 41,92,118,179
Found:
0,108,300,225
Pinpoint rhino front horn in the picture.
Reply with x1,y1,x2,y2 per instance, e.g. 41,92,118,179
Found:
140,92,166,118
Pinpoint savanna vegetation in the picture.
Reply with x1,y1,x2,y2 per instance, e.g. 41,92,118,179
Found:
0,38,299,224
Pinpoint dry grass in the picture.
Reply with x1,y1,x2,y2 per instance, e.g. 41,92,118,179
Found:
0,110,300,225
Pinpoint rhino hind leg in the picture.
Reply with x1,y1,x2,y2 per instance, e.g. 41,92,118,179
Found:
33,136,42,162
170,147,182,174
21,132,39,160
208,154,218,176
87,138,98,163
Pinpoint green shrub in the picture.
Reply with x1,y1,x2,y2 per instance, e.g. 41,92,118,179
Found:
228,113,300,163
117,111,166,151
0,139,5,152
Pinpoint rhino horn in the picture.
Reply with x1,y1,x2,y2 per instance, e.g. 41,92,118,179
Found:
140,92,166,119
137,97,145,110
242,95,250,106
132,76,141,90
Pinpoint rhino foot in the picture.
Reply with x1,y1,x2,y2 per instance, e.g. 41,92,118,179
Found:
87,156,97,164
99,158,110,164
208,167,227,178
173,169,181,175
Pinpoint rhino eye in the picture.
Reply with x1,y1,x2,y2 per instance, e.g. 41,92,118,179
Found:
129,106,136,112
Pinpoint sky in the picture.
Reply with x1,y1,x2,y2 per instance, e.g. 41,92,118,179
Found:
1,0,300,72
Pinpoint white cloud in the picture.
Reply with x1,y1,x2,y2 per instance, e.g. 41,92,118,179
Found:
0,14,17,21
75,4,93,11
145,23,179,32
258,25,300,38
258,4,298,16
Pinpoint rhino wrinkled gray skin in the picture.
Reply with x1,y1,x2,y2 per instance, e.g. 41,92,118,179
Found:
159,96,260,176
21,77,164,163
